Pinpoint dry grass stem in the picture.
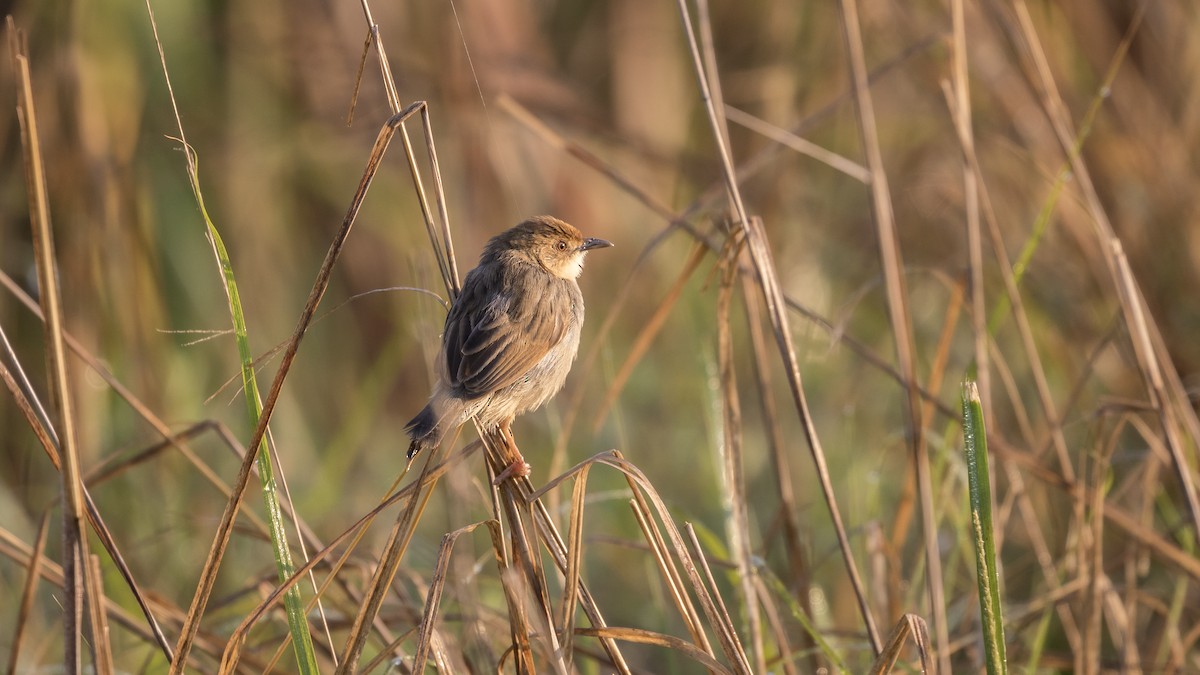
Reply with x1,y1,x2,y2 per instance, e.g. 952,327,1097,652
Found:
10,18,98,670
5,0,1199,671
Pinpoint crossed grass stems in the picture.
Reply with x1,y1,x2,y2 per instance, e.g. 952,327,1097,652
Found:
6,0,1198,672
6,0,917,669
157,1,893,668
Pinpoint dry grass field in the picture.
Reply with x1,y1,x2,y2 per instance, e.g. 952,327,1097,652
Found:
2,0,1200,672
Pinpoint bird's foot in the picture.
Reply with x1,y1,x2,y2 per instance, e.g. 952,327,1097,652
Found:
492,460,532,485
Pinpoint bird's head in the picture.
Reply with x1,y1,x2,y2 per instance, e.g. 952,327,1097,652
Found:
491,216,613,280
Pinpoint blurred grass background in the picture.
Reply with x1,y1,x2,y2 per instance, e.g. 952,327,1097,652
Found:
2,0,1200,671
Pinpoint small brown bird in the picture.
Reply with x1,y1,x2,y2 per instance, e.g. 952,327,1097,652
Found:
406,216,612,481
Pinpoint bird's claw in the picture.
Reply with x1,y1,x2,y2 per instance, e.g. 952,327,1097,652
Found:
492,460,531,485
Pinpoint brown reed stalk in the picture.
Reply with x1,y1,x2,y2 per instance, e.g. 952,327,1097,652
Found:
6,512,50,675
676,0,884,655
9,18,103,670
833,0,947,666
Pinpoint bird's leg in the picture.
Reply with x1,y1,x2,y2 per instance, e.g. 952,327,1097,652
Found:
491,420,531,485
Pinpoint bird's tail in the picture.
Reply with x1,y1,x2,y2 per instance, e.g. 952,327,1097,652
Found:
405,404,440,460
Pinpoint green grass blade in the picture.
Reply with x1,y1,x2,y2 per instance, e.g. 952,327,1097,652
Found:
186,152,319,674
759,567,849,673
962,380,1007,675
986,66,1112,337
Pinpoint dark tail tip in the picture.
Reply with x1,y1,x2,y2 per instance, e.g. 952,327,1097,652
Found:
405,405,439,460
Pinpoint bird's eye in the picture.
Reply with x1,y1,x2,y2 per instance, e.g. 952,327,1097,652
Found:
556,240,568,251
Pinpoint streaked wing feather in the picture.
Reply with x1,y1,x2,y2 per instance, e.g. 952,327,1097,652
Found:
443,263,567,398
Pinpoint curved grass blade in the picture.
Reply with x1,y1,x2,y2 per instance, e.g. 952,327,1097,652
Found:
190,150,319,675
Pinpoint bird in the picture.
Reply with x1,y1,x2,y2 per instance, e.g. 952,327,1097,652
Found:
405,215,613,482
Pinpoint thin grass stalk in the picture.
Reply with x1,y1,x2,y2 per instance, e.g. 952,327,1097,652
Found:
558,463,591,669
164,109,318,675
84,421,217,485
354,1,400,111
1103,580,1137,670
942,13,1102,654
344,26,372,127
759,566,848,671
504,482,569,672
835,0,947,665
7,511,50,675
397,112,457,298
441,461,498,671
496,567,535,674
608,470,709,650
0,359,175,662
868,614,932,675
628,499,716,661
573,628,734,673
263,423,334,663
592,241,706,431
962,381,1008,674
888,279,963,598
162,98,422,671
685,525,754,674
948,0,988,424
86,554,115,675
753,212,885,647
0,527,245,667
1000,459,1081,654
716,243,766,673
151,1,397,669
974,0,1146,484
1023,604,1053,673
525,494,631,672
1111,240,1200,541
500,95,957,428
534,451,727,670
218,445,479,672
337,456,443,673
1004,0,1147,270
1083,416,1123,672
199,204,318,673
516,535,571,675
412,520,502,672
749,575,798,675
357,628,417,675
1157,553,1191,669
494,476,564,672
694,0,734,219
944,576,1086,657
10,24,98,671
980,44,1116,337
353,2,459,301
0,270,261,523
722,105,870,182
1006,3,1200,540
675,0,882,651
739,273,813,675
419,105,460,296
974,140,1077,482
604,453,749,668
0,312,55,446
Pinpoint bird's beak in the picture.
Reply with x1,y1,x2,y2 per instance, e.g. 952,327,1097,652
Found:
580,237,614,251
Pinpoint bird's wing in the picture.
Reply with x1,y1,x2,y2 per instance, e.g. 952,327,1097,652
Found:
443,263,569,398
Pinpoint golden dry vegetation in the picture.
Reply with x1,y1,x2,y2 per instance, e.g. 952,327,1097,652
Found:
2,0,1200,672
